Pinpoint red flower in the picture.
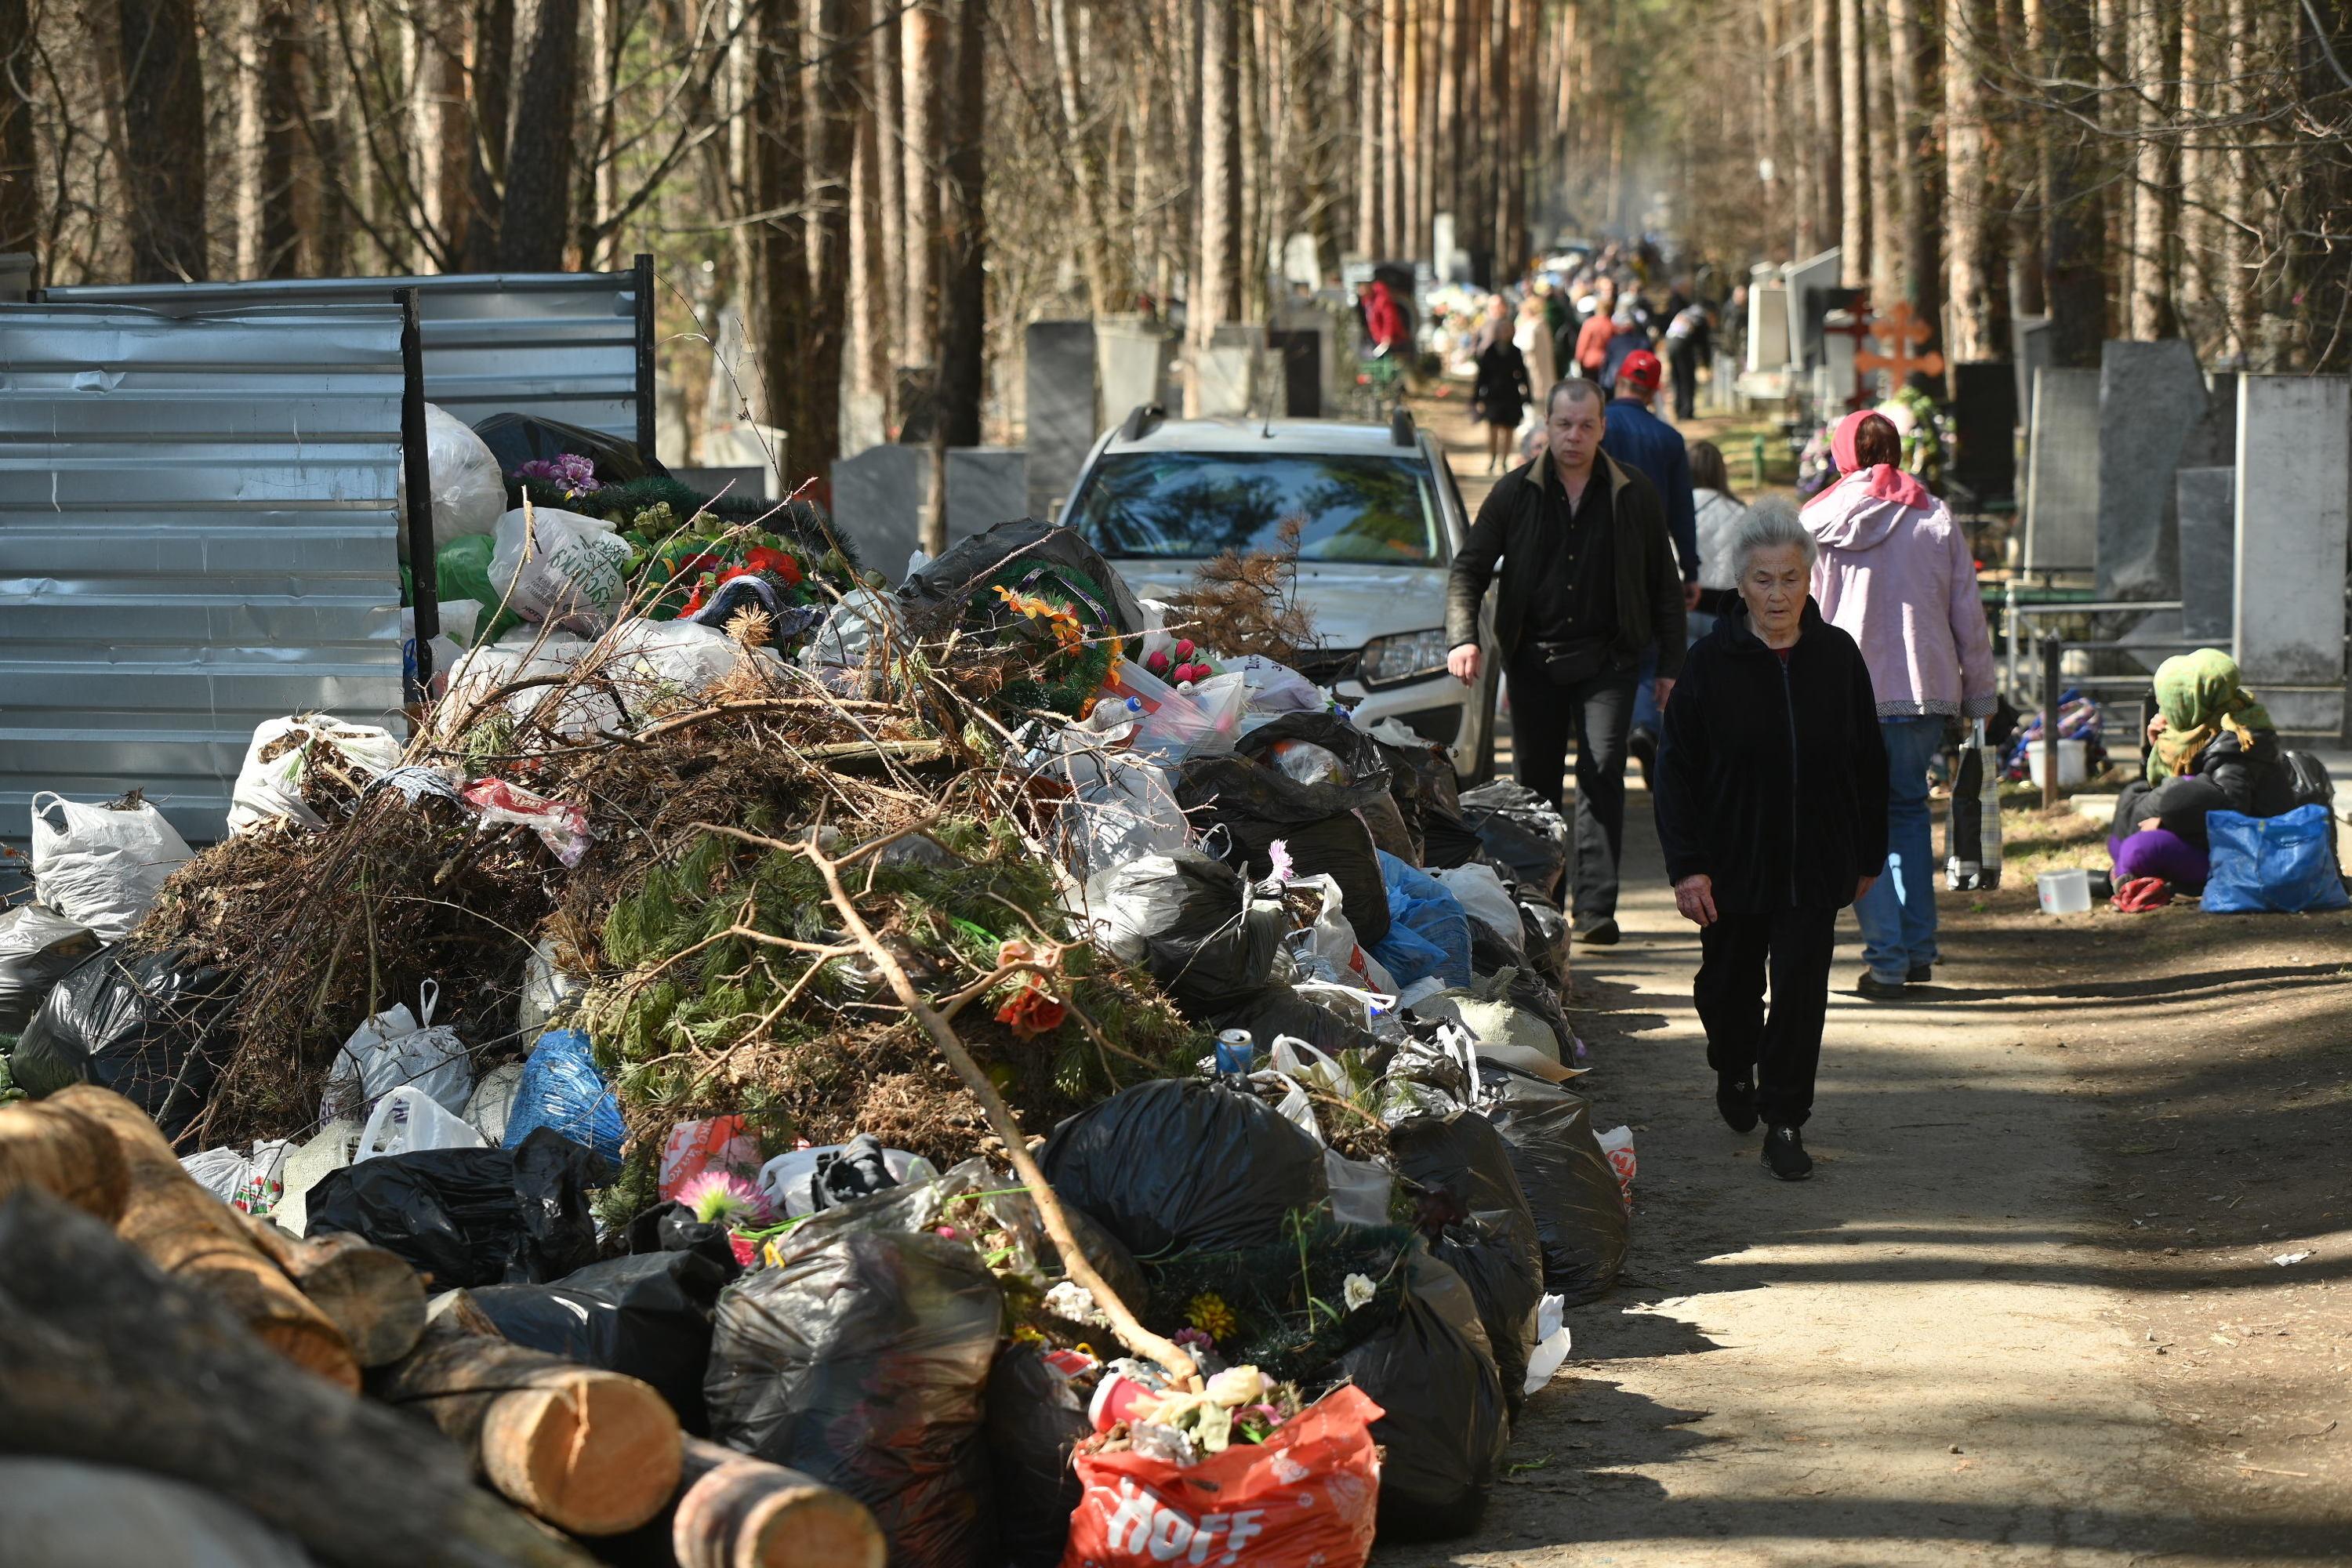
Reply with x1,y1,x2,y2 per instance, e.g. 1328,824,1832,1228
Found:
670,552,722,582
744,546,803,585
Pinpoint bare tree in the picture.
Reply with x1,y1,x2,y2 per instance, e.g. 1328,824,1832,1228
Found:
117,0,209,279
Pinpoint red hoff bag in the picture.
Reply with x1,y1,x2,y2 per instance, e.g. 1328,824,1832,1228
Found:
1062,1387,1384,1568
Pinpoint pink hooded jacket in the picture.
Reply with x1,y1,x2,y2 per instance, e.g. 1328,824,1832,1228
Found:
1802,464,1998,720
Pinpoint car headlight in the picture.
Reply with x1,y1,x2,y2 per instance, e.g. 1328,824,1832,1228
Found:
1357,628,1453,689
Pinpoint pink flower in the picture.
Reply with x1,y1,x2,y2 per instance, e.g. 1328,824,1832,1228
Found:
677,1170,774,1227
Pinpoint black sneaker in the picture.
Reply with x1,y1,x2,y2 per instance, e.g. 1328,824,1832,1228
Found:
1762,1125,1813,1181
1716,1075,1758,1133
1907,963,1933,983
1855,973,1907,1000
1573,917,1621,946
1628,726,1659,785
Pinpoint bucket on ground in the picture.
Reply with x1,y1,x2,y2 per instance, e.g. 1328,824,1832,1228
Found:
2036,868,2092,915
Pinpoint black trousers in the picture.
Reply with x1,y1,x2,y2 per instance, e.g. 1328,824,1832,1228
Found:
1694,905,1838,1128
1668,339,1700,420
1508,648,1637,924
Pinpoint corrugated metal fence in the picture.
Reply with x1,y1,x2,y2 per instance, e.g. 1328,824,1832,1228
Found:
52,263,651,446
0,303,409,844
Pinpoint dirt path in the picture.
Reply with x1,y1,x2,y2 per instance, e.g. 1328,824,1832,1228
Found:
1375,797,2352,1566
1384,388,2352,1565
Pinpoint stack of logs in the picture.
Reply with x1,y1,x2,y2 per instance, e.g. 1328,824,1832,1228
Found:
0,1086,885,1568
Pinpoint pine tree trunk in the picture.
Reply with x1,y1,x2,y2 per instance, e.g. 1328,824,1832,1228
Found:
1380,0,1403,256
257,0,304,276
1415,0,1437,258
902,0,944,372
752,0,808,447
1813,0,1840,255
801,0,855,476
460,0,514,270
0,0,34,261
1889,0,1943,348
2125,0,2177,337
2042,0,2107,365
496,0,578,269
851,44,890,428
116,0,210,280
934,0,985,448
1866,2,1899,306
1944,0,1998,359
873,0,903,381
1188,0,1240,409
1051,0,1118,312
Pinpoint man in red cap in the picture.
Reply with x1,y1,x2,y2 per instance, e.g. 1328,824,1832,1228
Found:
1601,347,1701,780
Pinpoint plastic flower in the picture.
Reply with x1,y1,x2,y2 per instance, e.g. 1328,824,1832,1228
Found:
514,453,601,494
992,939,1067,1039
1205,1366,1270,1406
1185,1292,1239,1341
1145,649,1172,676
743,545,804,585
1171,1326,1214,1352
1342,1272,1376,1311
677,1170,774,1227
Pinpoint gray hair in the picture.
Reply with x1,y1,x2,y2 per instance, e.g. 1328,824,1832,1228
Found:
1544,377,1606,419
1732,495,1817,579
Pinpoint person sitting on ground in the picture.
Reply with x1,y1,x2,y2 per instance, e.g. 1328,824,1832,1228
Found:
1654,496,1887,1182
2111,649,2295,891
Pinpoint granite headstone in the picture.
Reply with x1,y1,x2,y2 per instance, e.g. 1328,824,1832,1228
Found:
2096,339,2209,600
1025,320,1097,519
2234,375,2350,733
2175,466,2235,643
1097,318,1172,422
946,447,1029,540
1949,361,2019,503
830,443,928,581
2013,315,2052,426
2024,366,2100,573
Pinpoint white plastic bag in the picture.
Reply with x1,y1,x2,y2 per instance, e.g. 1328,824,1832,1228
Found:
321,981,474,1120
180,1147,249,1203
800,586,904,692
1131,671,1249,760
1434,864,1524,956
1229,653,1327,713
489,505,633,634
356,1084,488,1162
226,717,405,834
1270,1034,1352,1094
1523,1293,1572,1394
396,403,507,561
1046,735,1192,880
28,792,192,942
603,617,757,719
464,1062,527,1144
274,1118,361,1236
445,637,622,739
516,938,583,1039
757,1144,938,1219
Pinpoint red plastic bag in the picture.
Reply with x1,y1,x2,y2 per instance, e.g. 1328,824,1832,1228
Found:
658,1114,762,1201
1062,1386,1384,1568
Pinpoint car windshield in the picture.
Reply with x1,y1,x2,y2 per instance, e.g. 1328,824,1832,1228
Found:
1069,451,1443,564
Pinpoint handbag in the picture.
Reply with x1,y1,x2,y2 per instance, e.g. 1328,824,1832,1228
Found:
1534,637,1610,687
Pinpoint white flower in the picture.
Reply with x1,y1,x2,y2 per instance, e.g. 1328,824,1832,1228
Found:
1343,1272,1376,1312
1043,1281,1101,1323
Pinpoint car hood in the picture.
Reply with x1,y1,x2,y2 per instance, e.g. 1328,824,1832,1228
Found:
1106,559,1450,648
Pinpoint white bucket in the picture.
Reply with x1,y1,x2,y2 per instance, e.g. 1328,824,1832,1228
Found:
2026,737,2088,789
2037,867,2092,915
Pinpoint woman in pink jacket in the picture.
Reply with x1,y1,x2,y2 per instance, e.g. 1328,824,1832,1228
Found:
1802,411,1998,999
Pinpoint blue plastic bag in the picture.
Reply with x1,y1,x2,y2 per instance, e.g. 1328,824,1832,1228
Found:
504,1028,626,1171
1368,851,1473,989
2202,805,2349,914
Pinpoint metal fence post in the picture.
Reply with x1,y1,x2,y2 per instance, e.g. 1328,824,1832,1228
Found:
2040,635,2063,810
399,288,439,701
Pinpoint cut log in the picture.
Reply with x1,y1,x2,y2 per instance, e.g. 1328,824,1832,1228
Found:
0,1097,129,1221
669,1439,886,1568
0,1187,597,1568
50,1085,360,1388
374,1314,685,1537
427,1284,507,1338
238,1213,428,1367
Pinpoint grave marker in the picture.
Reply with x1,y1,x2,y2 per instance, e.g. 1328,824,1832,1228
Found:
2096,339,2208,600
1024,320,1097,519
2175,466,2235,643
2234,375,2350,733
2023,366,2100,574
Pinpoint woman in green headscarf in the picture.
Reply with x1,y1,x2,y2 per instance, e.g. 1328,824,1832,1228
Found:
2111,649,2293,887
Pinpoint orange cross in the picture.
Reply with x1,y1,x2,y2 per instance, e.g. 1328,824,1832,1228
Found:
1854,300,1946,386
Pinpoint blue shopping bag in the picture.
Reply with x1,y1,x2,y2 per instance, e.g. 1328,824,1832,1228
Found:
2202,804,2349,914
503,1027,626,1170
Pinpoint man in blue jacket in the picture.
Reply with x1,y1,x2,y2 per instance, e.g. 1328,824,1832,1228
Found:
1600,349,1700,776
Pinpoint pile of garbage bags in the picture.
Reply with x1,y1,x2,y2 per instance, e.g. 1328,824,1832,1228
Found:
0,503,1634,1568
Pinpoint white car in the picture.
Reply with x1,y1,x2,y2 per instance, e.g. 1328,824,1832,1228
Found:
1059,407,1501,781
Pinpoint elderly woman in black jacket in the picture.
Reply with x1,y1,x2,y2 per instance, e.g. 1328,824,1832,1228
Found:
1654,497,1889,1181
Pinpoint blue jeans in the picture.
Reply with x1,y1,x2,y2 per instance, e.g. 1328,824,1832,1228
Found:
1856,717,1944,982
1631,611,1713,737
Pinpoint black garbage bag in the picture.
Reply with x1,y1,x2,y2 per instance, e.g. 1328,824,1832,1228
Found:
622,1199,744,1271
304,1127,602,1289
1178,776,1393,948
1517,900,1570,988
1467,914,1522,977
1085,852,1285,1020
1040,1079,1328,1256
471,412,660,492
1459,782,1571,902
473,1247,732,1433
706,1225,1002,1568
0,905,100,1037
902,517,1145,636
9,946,238,1142
985,1342,1093,1568
1210,981,1382,1062
1388,1112,1543,1410
1475,1065,1626,1303
1334,1248,1509,1539
1236,711,1392,785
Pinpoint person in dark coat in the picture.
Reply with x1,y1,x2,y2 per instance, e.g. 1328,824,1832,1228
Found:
1446,377,1688,945
1470,297,1533,474
1654,496,1889,1181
